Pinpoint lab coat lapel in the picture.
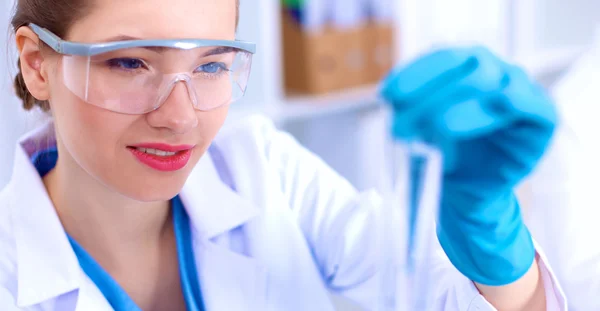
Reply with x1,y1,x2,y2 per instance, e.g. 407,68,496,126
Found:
73,279,113,311
11,121,82,308
193,239,268,310
179,146,268,310
179,146,260,238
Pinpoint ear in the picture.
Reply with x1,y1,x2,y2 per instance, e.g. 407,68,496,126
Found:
15,26,51,102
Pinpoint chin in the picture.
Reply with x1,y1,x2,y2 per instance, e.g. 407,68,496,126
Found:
130,189,182,203
103,151,200,203
117,180,186,203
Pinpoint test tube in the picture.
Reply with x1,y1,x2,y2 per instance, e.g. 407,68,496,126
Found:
377,138,442,311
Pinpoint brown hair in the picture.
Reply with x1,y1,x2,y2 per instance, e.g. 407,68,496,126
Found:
11,0,241,112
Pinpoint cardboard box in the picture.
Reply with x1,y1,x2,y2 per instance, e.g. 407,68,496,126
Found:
364,22,396,84
281,10,370,95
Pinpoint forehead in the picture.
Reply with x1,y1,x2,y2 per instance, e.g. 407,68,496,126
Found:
67,0,237,43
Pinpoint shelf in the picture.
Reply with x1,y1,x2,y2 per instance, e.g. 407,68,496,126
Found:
515,46,588,78
274,84,384,123
226,84,384,125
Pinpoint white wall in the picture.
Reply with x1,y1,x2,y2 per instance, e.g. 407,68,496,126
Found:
0,0,26,188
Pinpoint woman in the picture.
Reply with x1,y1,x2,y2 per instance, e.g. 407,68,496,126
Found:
0,0,565,310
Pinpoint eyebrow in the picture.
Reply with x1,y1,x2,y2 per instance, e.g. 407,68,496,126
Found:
202,46,237,57
99,35,168,53
100,35,239,56
104,35,141,42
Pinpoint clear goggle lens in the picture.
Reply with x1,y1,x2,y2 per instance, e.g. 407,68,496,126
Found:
61,46,253,114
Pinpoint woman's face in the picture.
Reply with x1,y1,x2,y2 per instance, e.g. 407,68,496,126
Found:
47,0,238,201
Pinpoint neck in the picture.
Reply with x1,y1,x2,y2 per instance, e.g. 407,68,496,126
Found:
44,154,172,268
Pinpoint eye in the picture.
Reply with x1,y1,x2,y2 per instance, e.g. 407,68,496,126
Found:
106,58,147,70
196,62,228,74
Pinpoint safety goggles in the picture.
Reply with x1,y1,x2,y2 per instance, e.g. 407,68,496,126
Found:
30,23,256,114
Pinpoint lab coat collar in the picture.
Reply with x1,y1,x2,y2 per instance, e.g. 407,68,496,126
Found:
11,120,261,307
180,145,261,240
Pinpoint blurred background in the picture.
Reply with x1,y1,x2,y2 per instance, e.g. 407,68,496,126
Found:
1,0,599,192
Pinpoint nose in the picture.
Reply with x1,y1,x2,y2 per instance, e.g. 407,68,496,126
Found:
146,81,198,134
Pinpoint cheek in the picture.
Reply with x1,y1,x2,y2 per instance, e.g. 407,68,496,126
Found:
184,105,229,168
49,78,137,182
197,105,230,140
52,89,130,157
49,64,132,158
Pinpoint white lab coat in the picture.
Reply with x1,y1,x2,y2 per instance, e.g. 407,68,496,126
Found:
524,42,600,311
0,115,565,310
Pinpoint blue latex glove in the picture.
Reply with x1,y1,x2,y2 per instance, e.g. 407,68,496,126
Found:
380,46,557,286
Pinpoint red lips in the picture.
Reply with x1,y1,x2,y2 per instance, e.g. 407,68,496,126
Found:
128,143,195,172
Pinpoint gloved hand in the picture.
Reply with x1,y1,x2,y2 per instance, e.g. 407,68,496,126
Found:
380,46,557,286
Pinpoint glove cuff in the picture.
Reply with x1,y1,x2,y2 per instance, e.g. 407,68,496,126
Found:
437,193,536,286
